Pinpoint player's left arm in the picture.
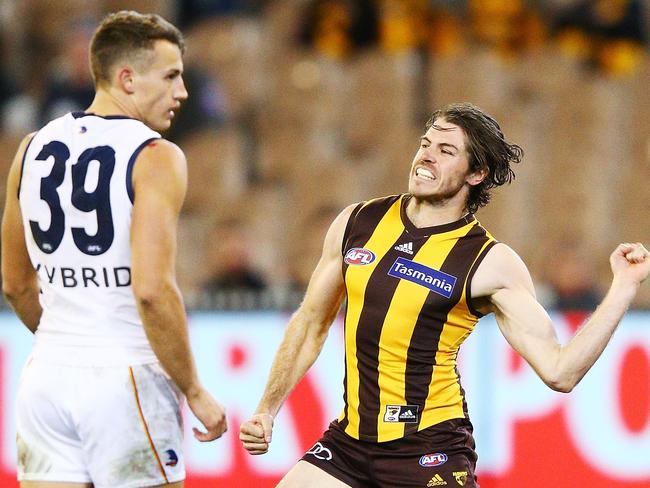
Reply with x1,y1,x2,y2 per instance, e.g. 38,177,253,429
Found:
472,242,650,392
1,133,42,332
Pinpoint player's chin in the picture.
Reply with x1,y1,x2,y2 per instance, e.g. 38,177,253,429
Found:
159,119,173,131
408,184,434,199
151,116,172,132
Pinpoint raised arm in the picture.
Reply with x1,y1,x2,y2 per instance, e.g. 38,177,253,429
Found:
239,204,355,454
130,139,226,441
472,242,650,393
1,133,42,332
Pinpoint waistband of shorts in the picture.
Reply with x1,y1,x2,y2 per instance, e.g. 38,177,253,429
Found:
330,417,473,444
31,339,159,367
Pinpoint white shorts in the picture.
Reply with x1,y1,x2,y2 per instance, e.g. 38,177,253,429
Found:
16,357,185,487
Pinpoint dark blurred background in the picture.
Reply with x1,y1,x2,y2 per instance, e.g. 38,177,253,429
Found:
1,0,649,311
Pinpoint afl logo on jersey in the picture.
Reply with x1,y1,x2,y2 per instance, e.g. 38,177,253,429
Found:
419,453,448,467
344,247,376,265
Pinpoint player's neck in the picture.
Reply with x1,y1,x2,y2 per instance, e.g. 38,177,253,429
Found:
406,195,469,229
85,88,140,120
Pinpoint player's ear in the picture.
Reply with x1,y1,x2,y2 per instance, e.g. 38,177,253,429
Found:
467,167,488,186
116,67,136,94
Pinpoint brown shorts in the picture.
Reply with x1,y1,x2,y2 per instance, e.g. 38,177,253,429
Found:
300,418,479,488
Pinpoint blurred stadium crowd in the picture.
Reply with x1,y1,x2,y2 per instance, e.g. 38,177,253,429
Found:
0,0,648,309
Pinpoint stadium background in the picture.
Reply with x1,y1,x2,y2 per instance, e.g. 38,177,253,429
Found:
0,0,648,486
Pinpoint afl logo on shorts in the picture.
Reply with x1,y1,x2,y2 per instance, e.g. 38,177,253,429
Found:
344,248,376,265
419,453,448,467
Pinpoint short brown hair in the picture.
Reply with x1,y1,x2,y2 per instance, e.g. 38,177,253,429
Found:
426,103,523,214
90,10,185,85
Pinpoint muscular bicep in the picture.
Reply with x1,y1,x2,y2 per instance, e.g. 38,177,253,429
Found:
130,140,187,296
297,205,356,326
474,244,561,378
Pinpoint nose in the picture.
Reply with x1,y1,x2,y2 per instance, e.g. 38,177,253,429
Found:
420,150,435,164
175,77,188,101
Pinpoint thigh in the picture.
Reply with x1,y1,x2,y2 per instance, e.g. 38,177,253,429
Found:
277,461,352,488
16,359,92,484
78,363,185,488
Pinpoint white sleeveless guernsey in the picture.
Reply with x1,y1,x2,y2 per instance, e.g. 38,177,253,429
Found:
19,112,161,366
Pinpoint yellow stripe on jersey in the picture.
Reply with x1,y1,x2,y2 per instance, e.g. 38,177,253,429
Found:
376,221,477,441
340,197,405,439
420,237,496,430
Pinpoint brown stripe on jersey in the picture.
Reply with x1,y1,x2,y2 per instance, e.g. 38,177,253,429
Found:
454,238,496,419
354,229,430,440
403,224,489,436
339,195,403,433
455,363,470,419
338,308,351,432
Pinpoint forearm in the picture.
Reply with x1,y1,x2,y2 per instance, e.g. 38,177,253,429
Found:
136,284,200,396
555,278,637,390
256,309,330,417
3,284,42,333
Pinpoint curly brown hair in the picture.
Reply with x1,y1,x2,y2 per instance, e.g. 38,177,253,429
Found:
426,103,523,214
90,10,185,86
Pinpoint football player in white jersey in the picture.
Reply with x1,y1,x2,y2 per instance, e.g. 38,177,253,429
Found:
1,11,227,488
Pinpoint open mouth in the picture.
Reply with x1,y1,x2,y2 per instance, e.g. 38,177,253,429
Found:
415,167,436,181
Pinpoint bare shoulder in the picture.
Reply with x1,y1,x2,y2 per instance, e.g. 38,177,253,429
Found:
135,138,186,168
472,242,535,298
7,132,37,187
322,203,360,255
18,132,37,152
328,203,360,237
132,138,187,189
12,132,37,166
332,203,358,228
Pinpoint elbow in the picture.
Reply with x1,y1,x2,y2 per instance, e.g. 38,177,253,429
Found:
2,284,13,304
132,280,178,309
3,281,29,304
543,373,576,393
134,292,159,310
547,380,574,394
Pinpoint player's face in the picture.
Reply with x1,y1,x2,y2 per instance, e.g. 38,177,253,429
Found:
131,40,187,131
408,119,479,204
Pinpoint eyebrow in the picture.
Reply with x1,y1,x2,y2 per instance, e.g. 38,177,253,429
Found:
420,136,459,152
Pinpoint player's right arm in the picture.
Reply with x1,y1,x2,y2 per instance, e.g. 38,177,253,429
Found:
130,138,226,441
473,242,650,392
1,133,42,332
239,204,355,455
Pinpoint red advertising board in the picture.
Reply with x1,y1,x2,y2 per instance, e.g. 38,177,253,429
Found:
0,311,647,487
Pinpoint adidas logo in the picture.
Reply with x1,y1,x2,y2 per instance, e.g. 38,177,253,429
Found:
394,242,414,254
399,409,415,419
427,474,448,486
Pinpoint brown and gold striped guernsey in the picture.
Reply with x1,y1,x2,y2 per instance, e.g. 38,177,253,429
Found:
338,194,496,442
